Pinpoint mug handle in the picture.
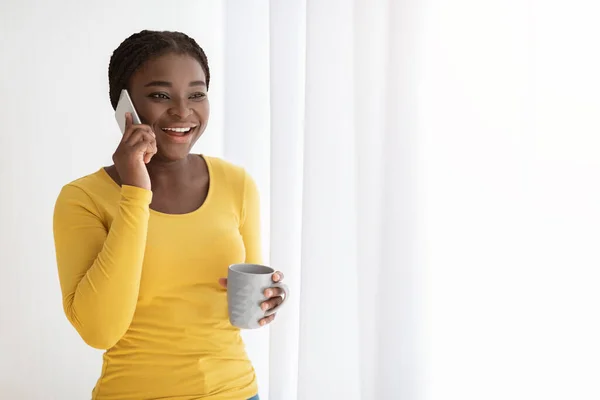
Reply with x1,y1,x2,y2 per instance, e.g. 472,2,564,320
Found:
264,282,289,317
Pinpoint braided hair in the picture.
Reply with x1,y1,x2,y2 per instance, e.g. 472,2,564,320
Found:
108,30,210,110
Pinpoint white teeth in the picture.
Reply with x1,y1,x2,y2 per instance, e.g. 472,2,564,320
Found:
163,127,193,133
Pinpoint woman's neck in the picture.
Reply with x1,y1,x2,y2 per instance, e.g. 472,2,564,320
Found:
146,154,198,189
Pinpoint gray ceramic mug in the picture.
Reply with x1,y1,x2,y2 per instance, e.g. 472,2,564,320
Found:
227,263,289,329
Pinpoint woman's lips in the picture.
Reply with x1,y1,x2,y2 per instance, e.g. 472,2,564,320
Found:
161,126,198,143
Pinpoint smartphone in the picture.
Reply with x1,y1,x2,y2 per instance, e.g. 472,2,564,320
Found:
115,89,142,134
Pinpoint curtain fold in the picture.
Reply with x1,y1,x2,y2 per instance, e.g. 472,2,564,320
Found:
268,1,425,399
268,1,305,400
297,0,361,396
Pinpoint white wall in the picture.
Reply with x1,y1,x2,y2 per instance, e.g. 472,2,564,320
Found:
0,1,267,398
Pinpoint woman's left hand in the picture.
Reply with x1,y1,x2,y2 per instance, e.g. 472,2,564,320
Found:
258,271,286,326
218,271,286,327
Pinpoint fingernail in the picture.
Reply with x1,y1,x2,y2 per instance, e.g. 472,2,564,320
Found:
265,290,272,297
260,320,266,326
273,273,280,280
262,303,268,311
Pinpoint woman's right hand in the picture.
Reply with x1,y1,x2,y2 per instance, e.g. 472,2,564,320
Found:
112,112,157,191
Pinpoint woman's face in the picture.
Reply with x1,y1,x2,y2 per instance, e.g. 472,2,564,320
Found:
128,52,210,162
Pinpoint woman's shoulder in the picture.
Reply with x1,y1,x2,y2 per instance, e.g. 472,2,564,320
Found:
56,168,118,207
203,155,243,173
62,167,114,190
203,155,252,183
201,156,259,200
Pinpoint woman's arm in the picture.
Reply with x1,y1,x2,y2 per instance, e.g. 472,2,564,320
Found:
239,171,262,264
53,183,152,350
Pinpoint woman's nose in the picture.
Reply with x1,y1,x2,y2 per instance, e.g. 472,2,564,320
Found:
168,99,192,118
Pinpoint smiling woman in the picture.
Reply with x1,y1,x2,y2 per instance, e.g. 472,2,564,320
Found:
126,53,209,161
51,30,281,400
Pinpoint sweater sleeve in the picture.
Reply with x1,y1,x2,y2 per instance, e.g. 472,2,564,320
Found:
53,183,152,350
239,171,262,265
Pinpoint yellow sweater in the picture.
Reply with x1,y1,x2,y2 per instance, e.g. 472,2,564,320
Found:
53,156,261,400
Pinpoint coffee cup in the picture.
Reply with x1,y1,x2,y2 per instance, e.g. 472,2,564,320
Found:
227,263,289,329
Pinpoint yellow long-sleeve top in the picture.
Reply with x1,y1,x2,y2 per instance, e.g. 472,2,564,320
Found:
53,156,261,400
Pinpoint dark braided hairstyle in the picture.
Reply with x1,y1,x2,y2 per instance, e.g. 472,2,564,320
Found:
108,30,210,110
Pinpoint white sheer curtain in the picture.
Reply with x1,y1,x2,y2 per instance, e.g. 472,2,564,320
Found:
224,0,600,399
268,0,424,399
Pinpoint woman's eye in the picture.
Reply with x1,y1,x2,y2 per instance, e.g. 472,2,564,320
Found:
190,92,206,100
149,93,169,100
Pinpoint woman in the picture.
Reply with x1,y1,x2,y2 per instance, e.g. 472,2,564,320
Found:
52,30,284,400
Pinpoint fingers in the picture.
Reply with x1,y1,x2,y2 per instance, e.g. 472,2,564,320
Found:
143,133,158,164
122,112,134,140
125,126,154,146
258,283,285,326
127,132,155,152
264,287,285,298
125,127,157,164
218,278,228,288
259,313,276,327
122,113,154,144
143,146,155,164
131,140,152,158
261,296,283,311
272,271,284,282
